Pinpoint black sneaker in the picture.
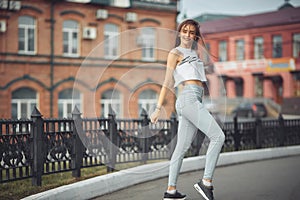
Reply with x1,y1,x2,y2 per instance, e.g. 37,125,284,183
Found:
193,181,214,200
163,190,186,200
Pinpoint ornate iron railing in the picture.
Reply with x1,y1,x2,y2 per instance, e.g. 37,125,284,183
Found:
1,106,300,186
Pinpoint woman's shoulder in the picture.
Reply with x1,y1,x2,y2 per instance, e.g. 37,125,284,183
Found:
169,48,182,57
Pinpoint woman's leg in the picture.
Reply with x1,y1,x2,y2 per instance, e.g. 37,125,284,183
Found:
168,114,197,187
182,102,225,181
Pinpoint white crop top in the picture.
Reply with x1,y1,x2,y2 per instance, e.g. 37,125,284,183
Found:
173,46,207,87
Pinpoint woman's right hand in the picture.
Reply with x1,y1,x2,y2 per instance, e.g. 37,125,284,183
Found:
150,109,160,124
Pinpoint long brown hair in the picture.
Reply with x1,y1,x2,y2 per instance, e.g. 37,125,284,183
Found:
175,19,215,66
175,19,209,52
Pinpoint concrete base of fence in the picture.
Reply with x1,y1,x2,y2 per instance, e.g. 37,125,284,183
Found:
22,145,300,200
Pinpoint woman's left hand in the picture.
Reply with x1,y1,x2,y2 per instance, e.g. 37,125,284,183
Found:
150,109,160,124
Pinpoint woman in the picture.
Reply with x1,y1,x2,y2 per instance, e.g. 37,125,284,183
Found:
150,19,225,200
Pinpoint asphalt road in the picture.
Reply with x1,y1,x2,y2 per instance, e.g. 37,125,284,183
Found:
93,155,300,200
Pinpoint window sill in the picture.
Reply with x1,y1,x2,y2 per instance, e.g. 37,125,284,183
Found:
18,51,36,56
63,54,80,58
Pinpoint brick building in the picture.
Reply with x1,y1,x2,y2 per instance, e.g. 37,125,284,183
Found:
199,5,300,112
0,0,179,119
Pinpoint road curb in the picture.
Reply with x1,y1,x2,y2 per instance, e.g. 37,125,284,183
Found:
22,145,300,200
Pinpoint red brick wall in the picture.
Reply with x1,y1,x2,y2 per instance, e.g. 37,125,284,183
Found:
0,0,178,118
204,22,300,101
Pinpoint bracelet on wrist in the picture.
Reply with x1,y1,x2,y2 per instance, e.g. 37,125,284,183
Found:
156,106,161,110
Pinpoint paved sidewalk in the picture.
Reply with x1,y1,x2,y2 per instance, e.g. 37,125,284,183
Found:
93,155,300,200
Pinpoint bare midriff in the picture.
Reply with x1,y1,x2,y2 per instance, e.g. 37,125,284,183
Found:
182,80,204,87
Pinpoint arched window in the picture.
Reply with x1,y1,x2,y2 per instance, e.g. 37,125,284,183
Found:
141,27,156,61
138,89,157,115
63,20,79,56
100,89,122,118
18,16,36,54
58,89,82,118
104,24,119,59
11,87,37,119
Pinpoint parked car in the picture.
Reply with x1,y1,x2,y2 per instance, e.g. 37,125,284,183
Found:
231,102,267,118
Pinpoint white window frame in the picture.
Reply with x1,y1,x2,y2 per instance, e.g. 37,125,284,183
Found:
58,99,82,118
254,37,264,59
272,35,282,58
11,88,38,119
293,33,300,58
58,89,82,118
138,90,157,115
18,16,36,55
218,40,227,62
100,89,122,118
63,20,79,57
141,27,156,61
235,39,245,60
11,100,37,119
104,24,119,59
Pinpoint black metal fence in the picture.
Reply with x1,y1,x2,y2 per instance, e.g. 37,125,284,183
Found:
1,106,300,186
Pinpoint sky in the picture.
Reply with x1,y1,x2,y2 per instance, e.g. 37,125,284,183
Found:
178,0,300,20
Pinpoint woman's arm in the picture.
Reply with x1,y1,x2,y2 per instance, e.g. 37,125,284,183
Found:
150,49,179,123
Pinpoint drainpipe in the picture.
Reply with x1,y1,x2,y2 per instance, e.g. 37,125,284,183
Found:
50,1,55,117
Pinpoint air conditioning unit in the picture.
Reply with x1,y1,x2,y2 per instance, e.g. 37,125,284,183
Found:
125,12,137,22
82,27,97,40
96,9,108,19
0,20,6,32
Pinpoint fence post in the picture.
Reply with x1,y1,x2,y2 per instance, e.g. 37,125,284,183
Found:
169,112,178,159
255,117,262,149
31,107,44,186
278,113,285,146
72,106,84,178
233,115,241,151
141,108,150,164
107,105,117,173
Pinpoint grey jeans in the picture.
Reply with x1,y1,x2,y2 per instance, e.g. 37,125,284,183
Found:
168,84,225,186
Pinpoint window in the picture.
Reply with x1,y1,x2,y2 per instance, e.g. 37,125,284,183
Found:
18,16,36,54
254,37,264,59
138,89,157,115
58,89,82,118
293,33,300,58
140,0,170,3
235,39,244,60
11,87,37,119
294,79,300,97
254,76,263,97
234,78,244,97
141,27,156,61
63,20,79,57
218,41,227,61
272,35,282,58
104,24,119,59
100,89,122,118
